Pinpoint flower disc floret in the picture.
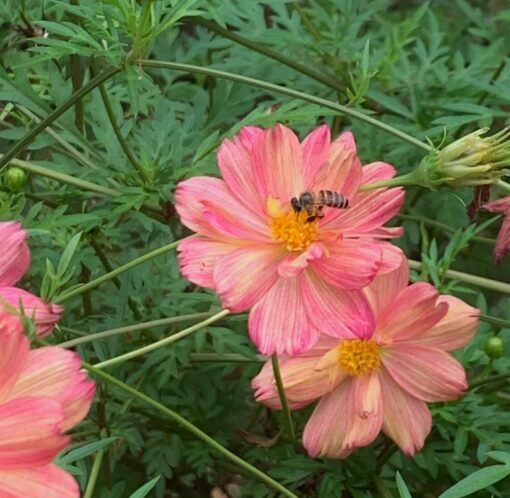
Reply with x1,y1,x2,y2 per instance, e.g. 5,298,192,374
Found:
337,339,380,376
271,210,318,251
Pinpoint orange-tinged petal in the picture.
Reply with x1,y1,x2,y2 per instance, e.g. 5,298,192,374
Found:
252,353,340,409
277,243,325,278
380,368,431,456
415,295,480,351
311,131,362,201
0,222,30,287
0,464,79,498
344,372,383,448
213,245,283,312
175,176,270,242
0,316,28,403
0,397,69,468
364,260,410,318
177,236,236,289
251,124,305,203
374,282,448,344
301,270,375,340
311,238,382,290
301,125,331,186
377,241,406,274
248,275,319,355
10,347,95,431
218,126,265,216
382,343,467,402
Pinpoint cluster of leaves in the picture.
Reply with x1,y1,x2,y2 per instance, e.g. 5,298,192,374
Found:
1,0,510,496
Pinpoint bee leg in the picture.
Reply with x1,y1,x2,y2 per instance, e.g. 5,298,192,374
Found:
290,197,301,212
306,215,316,223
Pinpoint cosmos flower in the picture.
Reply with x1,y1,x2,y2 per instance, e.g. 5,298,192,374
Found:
0,312,95,497
176,124,405,355
252,261,479,457
0,222,30,287
483,196,510,264
0,221,62,336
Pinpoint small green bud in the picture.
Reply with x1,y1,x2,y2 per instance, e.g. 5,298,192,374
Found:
3,166,28,192
414,128,510,190
484,336,504,359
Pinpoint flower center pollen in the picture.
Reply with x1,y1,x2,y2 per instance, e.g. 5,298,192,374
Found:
271,210,318,251
337,339,381,376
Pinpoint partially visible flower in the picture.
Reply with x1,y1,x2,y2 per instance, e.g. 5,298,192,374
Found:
0,287,62,337
0,222,30,287
483,196,510,263
176,124,405,355
252,262,479,458
0,312,95,497
414,128,510,190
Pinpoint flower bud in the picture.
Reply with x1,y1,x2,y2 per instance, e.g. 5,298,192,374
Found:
0,222,30,287
415,128,510,190
0,287,62,336
484,336,504,359
3,166,28,192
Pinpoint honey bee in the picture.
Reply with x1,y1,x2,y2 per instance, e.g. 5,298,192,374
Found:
290,190,349,222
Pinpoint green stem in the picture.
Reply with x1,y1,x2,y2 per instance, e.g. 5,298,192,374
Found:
193,17,344,92
271,353,297,444
0,66,122,170
55,240,181,303
358,172,420,191
496,180,510,194
83,363,300,498
140,60,431,152
0,154,120,197
58,312,216,348
480,314,510,329
97,77,145,179
409,260,510,294
83,441,105,498
469,373,510,390
93,309,231,369
189,353,266,363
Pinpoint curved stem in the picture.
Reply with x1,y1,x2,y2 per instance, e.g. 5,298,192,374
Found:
93,309,231,369
271,353,296,444
55,239,181,303
193,17,344,92
0,66,122,170
469,373,510,390
140,60,431,152
58,312,216,348
83,363,300,498
409,260,510,294
358,172,420,191
83,440,105,498
97,77,145,179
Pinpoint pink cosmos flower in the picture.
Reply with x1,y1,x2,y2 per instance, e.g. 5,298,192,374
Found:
252,261,479,457
0,222,30,286
176,124,405,355
0,221,62,336
0,312,95,497
483,196,510,263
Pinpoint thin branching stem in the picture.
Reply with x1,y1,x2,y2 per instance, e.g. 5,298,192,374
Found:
271,353,297,444
84,363,300,498
93,309,231,369
409,259,510,294
55,239,181,303
58,312,217,348
140,60,431,152
0,66,122,170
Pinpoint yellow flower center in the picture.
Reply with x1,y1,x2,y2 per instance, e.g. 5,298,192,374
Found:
270,210,318,251
337,339,381,376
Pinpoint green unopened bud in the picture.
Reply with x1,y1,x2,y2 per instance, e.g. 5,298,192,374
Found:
3,166,28,192
414,128,510,190
484,336,504,359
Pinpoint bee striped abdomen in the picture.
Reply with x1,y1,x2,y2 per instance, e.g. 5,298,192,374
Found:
318,190,349,208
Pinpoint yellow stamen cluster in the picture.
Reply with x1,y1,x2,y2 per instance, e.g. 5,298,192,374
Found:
337,339,381,376
270,210,318,251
